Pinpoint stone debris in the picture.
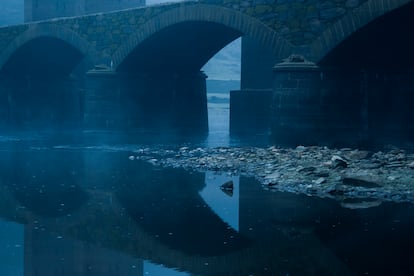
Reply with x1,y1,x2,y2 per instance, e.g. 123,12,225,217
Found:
129,145,414,203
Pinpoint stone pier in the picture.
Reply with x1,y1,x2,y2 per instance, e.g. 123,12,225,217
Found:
84,70,208,133
0,74,83,129
270,55,414,147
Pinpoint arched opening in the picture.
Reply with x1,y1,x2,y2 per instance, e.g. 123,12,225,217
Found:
0,36,85,130
203,38,241,147
117,21,241,74
113,21,242,134
317,2,414,146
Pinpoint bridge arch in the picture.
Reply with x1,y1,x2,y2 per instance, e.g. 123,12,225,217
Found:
0,24,97,76
112,4,293,73
311,0,414,63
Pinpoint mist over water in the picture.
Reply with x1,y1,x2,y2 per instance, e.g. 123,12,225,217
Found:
0,1,414,275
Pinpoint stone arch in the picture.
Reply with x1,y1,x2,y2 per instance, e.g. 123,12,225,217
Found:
0,23,98,74
111,4,294,71
310,0,414,63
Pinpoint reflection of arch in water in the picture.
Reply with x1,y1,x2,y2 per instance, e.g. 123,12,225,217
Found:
200,172,239,232
0,152,356,275
116,162,250,257
0,150,88,217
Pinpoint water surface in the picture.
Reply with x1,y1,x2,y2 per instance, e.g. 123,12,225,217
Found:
0,144,413,275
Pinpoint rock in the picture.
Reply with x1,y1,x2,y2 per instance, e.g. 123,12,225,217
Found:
385,161,404,168
314,171,329,177
342,174,381,188
296,145,306,151
148,159,158,165
128,156,135,161
409,161,414,169
331,155,348,169
267,182,278,187
345,150,370,160
220,180,234,191
387,176,398,181
313,177,326,185
298,166,316,174
265,172,280,180
328,188,345,196
360,162,382,169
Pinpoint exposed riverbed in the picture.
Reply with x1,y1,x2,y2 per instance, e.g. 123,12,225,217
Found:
129,145,414,205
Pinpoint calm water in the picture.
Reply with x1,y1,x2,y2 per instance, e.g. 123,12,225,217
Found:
0,96,413,276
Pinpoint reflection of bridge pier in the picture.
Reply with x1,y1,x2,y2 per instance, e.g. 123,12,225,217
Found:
238,177,353,275
0,149,353,275
84,70,208,133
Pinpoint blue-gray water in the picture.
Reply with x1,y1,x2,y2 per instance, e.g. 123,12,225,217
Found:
0,95,413,275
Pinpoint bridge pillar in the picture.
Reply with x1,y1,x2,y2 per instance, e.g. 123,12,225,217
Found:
84,70,208,133
229,89,272,138
271,55,326,146
271,55,414,147
271,55,371,146
0,74,83,130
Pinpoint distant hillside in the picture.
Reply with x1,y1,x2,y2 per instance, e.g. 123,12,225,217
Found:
206,80,240,94
0,0,23,26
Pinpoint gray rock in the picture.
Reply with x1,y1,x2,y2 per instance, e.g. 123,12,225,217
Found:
298,166,316,174
360,162,382,169
313,177,326,185
345,150,370,160
314,171,330,177
331,155,348,169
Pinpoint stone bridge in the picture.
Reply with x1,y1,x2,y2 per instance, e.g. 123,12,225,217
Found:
0,0,413,145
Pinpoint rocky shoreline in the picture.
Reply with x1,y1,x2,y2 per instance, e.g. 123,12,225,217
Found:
129,145,414,205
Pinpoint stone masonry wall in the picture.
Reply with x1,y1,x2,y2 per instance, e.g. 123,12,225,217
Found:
202,0,369,45
1,0,371,59
0,0,410,67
